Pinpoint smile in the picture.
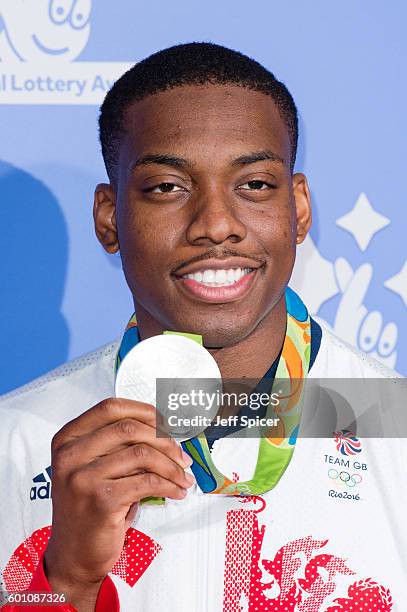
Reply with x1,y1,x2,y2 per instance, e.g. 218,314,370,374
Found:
174,266,259,303
32,35,69,55
183,267,252,286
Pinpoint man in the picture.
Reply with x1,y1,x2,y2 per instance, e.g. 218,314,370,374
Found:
0,43,405,612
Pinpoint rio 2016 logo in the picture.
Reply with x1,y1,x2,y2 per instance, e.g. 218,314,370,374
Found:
0,0,92,63
328,469,362,488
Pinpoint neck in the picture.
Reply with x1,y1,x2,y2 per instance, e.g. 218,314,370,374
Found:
134,294,287,380
206,295,287,379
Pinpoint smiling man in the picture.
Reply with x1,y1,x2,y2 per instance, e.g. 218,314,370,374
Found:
0,43,405,612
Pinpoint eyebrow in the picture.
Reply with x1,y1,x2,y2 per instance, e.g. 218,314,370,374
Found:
132,154,190,171
231,149,285,166
131,148,285,171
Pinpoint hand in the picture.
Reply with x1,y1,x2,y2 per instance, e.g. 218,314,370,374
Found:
332,259,398,368
44,398,194,610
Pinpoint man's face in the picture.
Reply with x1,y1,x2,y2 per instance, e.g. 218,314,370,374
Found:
96,84,311,347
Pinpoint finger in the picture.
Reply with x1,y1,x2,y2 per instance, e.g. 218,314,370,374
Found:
85,444,195,490
52,398,164,448
334,257,353,293
53,419,191,474
337,263,372,314
114,472,189,504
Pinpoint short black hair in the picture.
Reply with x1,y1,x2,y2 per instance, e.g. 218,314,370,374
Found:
99,42,298,183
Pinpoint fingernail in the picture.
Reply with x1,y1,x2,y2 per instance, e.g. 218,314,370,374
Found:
181,450,193,467
180,488,187,497
184,472,195,486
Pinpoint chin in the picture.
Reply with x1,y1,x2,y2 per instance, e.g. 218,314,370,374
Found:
176,315,255,348
202,332,246,348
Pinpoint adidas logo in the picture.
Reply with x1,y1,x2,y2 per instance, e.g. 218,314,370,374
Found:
30,465,52,501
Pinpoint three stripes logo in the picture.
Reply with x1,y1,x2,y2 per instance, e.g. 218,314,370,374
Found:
30,465,52,501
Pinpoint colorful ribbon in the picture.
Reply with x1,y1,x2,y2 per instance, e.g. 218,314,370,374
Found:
115,287,311,499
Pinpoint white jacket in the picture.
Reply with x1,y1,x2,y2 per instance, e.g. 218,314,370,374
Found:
0,325,405,611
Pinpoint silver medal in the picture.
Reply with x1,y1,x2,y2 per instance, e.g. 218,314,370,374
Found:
115,334,222,441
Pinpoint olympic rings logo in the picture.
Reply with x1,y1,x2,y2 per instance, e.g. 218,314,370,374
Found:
328,469,362,488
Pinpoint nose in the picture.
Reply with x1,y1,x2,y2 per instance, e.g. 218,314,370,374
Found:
185,188,247,247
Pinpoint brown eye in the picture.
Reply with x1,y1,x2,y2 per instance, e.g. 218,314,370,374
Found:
239,180,275,191
155,183,179,193
144,182,184,194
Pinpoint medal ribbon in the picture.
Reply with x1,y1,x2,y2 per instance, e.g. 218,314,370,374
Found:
115,287,311,499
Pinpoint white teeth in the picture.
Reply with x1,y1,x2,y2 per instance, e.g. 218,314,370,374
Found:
203,270,216,283
184,268,252,286
215,269,228,284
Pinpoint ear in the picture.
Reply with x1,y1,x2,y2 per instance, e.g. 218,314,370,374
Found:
292,173,312,245
93,183,119,254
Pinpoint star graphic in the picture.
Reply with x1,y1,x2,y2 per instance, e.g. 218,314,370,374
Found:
384,260,407,307
290,235,338,313
336,192,390,251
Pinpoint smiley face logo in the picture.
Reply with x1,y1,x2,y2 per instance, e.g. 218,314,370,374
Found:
0,0,91,62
